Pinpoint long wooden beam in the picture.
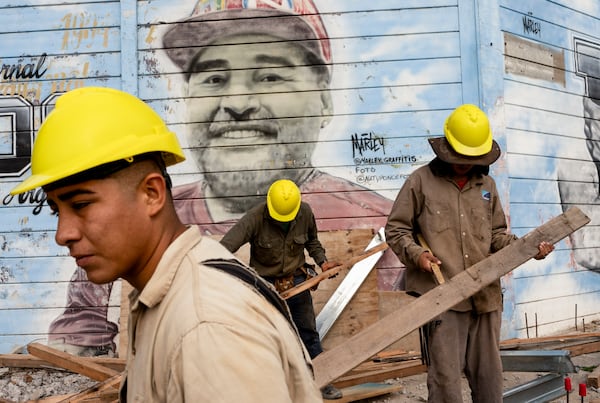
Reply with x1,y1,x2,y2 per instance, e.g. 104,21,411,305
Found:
0,354,125,372
27,343,120,382
500,332,600,350
313,207,590,387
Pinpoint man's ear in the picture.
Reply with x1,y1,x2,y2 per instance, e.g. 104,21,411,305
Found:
319,85,333,128
141,173,167,217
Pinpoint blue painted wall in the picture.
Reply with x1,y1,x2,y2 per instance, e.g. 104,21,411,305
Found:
0,0,598,353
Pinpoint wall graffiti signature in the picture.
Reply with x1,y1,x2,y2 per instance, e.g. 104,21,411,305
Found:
352,132,385,157
522,15,541,37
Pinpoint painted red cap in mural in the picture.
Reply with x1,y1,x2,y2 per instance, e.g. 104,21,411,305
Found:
162,0,331,72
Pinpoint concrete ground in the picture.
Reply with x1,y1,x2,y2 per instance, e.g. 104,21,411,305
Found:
360,352,600,402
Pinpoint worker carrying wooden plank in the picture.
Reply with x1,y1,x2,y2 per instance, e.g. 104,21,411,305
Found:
220,178,344,400
384,104,556,403
313,207,587,389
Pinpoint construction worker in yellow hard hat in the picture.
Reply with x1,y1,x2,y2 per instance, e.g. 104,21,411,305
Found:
12,87,323,402
10,85,186,358
221,178,343,400
385,104,554,403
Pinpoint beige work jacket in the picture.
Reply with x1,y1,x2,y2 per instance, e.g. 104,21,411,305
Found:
121,226,321,402
385,164,517,313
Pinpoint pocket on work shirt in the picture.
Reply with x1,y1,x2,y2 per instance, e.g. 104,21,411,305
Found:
421,202,450,234
290,234,308,255
256,236,283,264
471,205,492,243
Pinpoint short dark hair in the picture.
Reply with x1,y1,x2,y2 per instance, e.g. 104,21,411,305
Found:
43,152,173,192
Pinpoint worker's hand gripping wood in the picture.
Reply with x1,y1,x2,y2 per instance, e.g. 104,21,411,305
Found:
415,236,554,285
534,241,554,260
321,261,340,271
416,234,445,284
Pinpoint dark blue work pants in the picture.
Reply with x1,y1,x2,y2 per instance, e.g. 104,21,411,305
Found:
286,274,323,359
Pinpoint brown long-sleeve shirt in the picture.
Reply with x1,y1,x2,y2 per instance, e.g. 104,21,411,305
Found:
385,164,517,313
220,202,327,278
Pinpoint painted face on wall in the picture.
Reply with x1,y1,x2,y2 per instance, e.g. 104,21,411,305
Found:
186,34,332,209
584,96,600,170
558,96,600,270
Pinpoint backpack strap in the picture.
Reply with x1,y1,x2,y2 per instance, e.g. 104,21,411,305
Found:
201,258,294,326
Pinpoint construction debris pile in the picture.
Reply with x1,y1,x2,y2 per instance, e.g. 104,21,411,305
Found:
0,343,124,403
0,367,96,402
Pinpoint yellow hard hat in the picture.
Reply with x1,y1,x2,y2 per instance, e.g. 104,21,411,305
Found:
267,179,301,222
443,104,493,156
10,86,185,195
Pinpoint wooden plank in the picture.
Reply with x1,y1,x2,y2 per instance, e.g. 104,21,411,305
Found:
118,279,133,359
372,349,414,360
500,337,600,355
565,340,600,357
323,382,404,403
27,343,120,382
373,351,421,363
281,241,388,299
0,354,125,372
501,332,600,349
313,207,590,387
320,273,379,351
333,360,427,389
504,32,566,85
27,378,121,402
416,234,445,284
28,395,73,403
378,291,421,352
312,229,377,310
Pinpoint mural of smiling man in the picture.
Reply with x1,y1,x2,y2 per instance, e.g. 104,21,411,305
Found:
43,0,400,358
163,0,394,235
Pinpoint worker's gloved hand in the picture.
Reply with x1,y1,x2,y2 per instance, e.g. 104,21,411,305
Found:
321,261,340,271
417,251,441,273
534,241,555,260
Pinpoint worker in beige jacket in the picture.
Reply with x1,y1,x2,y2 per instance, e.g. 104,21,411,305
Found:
385,104,554,403
10,86,322,403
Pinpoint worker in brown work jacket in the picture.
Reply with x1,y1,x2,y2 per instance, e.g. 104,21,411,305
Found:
385,104,555,403
220,179,343,400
